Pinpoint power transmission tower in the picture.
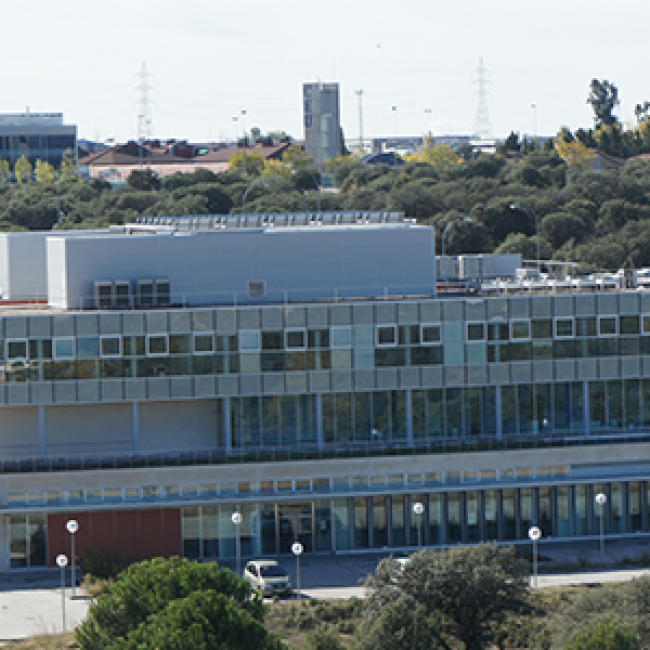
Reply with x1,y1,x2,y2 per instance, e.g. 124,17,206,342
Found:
135,61,155,143
355,89,364,152
473,57,493,140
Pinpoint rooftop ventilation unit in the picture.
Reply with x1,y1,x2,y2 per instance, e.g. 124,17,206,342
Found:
94,281,114,310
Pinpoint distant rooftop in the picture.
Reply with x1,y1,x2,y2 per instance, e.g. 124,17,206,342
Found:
0,112,65,127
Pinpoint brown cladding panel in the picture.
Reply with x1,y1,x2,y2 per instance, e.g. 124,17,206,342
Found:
48,509,182,568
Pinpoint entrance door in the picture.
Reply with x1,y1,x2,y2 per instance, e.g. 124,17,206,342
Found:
278,503,312,554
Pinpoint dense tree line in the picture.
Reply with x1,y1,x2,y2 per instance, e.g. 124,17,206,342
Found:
4,99,650,271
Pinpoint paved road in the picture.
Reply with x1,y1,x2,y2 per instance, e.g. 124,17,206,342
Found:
2,538,650,640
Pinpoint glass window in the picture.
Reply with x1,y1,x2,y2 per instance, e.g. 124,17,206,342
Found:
620,315,640,335
77,337,99,359
376,326,397,347
104,487,122,502
555,318,574,338
331,326,352,348
101,336,122,357
286,329,306,350
510,320,530,340
599,316,617,336
466,322,485,341
239,330,260,352
163,485,180,499
169,335,191,354
193,333,214,354
147,335,168,356
532,319,552,339
488,323,509,341
313,477,329,492
577,317,597,337
642,315,650,335
262,331,283,351
421,324,441,344
53,338,75,360
125,487,140,500
500,468,514,480
6,340,27,360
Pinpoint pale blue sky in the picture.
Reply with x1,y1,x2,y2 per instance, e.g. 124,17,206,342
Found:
5,0,649,144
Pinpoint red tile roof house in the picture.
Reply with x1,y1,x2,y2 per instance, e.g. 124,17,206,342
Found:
79,140,295,184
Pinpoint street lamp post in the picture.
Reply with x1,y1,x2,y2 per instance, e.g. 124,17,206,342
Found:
232,511,242,576
392,105,397,137
56,554,68,632
242,179,269,212
66,519,79,599
441,217,473,257
528,526,541,588
596,492,607,558
292,169,321,211
412,502,424,548
509,203,540,272
291,541,304,605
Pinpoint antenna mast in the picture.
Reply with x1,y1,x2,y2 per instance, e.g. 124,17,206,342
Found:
473,57,493,140
355,89,364,152
135,61,155,143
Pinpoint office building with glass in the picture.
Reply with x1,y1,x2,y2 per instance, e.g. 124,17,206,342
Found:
2,211,650,570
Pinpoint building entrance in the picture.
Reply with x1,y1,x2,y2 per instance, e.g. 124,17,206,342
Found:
278,503,312,554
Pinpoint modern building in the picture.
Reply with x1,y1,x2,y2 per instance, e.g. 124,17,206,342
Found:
303,82,341,169
2,212,650,571
0,112,77,169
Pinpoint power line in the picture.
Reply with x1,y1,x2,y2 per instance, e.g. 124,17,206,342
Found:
473,57,493,140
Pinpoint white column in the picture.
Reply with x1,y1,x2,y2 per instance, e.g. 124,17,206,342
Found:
316,394,324,449
132,402,140,452
38,406,46,458
224,398,232,455
495,386,503,440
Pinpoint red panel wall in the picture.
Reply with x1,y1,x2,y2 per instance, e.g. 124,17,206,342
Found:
47,508,182,568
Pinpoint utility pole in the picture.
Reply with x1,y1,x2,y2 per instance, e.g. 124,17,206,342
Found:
355,90,364,152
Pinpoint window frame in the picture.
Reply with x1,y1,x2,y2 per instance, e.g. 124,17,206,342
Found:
466,321,486,342
510,319,531,341
146,334,169,357
285,328,307,351
554,317,575,339
192,333,215,355
100,336,122,359
598,315,618,337
420,323,442,346
6,338,28,360
376,325,397,347
238,330,261,352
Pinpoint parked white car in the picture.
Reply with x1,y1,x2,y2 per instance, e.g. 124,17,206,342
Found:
243,559,292,597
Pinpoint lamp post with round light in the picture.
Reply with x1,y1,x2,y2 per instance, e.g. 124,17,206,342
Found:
232,511,242,576
291,541,304,604
596,492,607,558
528,526,541,588
56,554,68,632
242,179,269,212
66,519,79,598
412,502,425,548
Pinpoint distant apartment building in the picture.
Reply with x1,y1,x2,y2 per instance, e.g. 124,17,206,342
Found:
303,82,341,168
0,112,77,168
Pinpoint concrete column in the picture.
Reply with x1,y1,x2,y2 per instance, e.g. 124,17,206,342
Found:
495,386,503,440
224,398,232,455
38,406,46,459
0,517,10,572
315,394,324,450
405,390,413,446
132,402,140,453
583,381,590,436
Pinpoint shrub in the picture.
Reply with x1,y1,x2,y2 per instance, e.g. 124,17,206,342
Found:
79,548,131,580
305,624,345,650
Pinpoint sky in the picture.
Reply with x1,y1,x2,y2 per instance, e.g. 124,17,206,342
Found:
4,1,650,145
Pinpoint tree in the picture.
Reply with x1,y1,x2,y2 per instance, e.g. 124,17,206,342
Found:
35,159,57,185
564,620,641,650
0,158,10,184
59,148,79,183
417,139,461,168
363,545,530,650
281,144,314,170
110,590,285,650
229,149,265,176
14,155,32,184
587,79,620,127
127,168,161,191
76,556,263,650
555,139,597,168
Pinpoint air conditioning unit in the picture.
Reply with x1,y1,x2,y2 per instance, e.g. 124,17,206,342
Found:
94,281,114,309
136,279,155,308
155,278,171,306
114,280,131,309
